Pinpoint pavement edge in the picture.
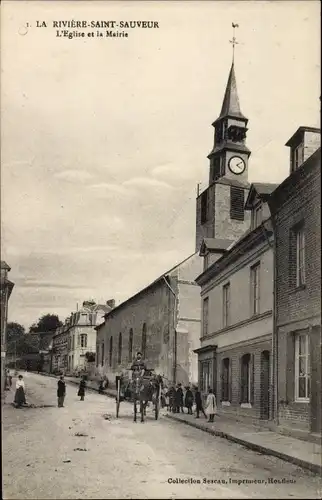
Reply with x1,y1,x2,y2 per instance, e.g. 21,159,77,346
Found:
165,413,322,476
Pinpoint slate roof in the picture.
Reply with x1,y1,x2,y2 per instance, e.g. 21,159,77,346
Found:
200,238,234,255
217,63,247,121
244,182,279,209
1,260,11,270
285,126,320,147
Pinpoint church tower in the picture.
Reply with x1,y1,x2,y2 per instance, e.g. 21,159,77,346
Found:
196,55,251,252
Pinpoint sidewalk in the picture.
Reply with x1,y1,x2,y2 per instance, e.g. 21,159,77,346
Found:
166,412,322,475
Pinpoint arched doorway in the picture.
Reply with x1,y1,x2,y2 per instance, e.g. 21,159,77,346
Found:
260,350,270,420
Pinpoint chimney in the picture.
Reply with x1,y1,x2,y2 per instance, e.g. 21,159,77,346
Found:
106,299,115,309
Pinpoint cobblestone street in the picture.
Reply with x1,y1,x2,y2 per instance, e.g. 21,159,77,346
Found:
2,373,321,499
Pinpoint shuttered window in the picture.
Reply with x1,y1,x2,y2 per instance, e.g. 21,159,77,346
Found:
101,343,104,367
201,190,208,224
128,329,133,361
221,358,231,401
109,337,113,367
230,186,245,221
202,297,209,336
240,353,251,403
118,332,122,364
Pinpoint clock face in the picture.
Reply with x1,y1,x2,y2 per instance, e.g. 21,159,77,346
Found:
228,156,246,175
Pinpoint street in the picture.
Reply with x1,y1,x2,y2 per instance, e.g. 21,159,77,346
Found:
2,373,321,500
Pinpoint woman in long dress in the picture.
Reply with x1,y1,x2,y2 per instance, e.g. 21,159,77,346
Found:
14,375,26,408
205,388,217,423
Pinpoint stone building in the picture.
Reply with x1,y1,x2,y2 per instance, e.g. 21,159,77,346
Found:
52,320,70,373
95,253,202,386
1,261,14,399
268,127,321,440
67,300,113,373
196,183,277,424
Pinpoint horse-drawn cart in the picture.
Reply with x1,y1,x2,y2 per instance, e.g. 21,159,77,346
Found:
115,370,162,422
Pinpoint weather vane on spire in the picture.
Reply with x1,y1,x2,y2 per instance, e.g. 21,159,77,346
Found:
230,22,239,63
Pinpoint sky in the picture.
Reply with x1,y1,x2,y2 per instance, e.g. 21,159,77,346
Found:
1,0,320,329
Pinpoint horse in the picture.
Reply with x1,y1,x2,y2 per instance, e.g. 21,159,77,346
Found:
131,372,163,422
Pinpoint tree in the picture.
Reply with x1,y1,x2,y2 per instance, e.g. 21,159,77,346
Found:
6,322,25,355
29,314,63,333
7,322,25,342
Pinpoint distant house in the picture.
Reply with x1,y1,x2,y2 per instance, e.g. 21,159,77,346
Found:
95,253,203,386
67,300,114,374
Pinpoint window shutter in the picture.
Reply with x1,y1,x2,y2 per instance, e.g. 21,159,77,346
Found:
220,361,224,402
230,186,245,221
250,354,255,405
288,229,295,288
286,333,295,403
239,358,243,404
228,359,232,402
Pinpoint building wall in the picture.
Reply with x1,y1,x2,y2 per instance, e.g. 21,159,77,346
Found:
196,183,251,252
68,325,97,371
1,266,14,401
175,253,202,384
52,331,68,373
275,157,321,434
215,337,272,422
96,254,202,386
96,280,173,384
214,183,250,242
198,235,274,423
201,243,273,336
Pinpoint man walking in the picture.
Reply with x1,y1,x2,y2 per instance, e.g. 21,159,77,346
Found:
57,375,66,407
194,386,207,418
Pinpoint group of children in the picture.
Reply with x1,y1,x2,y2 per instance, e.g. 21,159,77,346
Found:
162,384,217,423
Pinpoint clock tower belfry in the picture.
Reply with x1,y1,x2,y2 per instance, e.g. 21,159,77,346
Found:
208,62,251,185
195,29,251,253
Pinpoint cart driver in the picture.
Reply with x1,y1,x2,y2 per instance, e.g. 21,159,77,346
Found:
131,352,146,379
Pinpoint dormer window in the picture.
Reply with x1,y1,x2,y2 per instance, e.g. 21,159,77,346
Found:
204,253,209,271
292,142,304,171
252,202,262,229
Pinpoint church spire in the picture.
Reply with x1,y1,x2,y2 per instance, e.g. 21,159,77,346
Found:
218,62,246,120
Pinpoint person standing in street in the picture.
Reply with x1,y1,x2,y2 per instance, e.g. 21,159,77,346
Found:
205,388,217,423
14,375,26,408
177,383,184,413
167,386,176,413
194,386,207,418
184,386,194,415
57,375,66,407
78,375,86,401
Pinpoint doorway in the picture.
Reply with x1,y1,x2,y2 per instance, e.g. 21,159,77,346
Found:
260,350,270,420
